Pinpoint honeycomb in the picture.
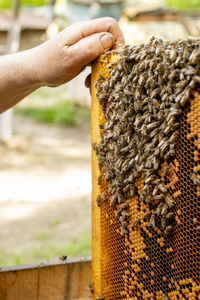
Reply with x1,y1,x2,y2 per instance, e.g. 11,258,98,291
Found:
91,55,200,300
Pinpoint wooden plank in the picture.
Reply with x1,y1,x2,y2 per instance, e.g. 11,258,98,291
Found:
78,261,91,298
66,260,81,299
91,55,119,300
38,264,68,300
91,60,103,300
0,258,92,300
182,16,200,37
65,260,91,299
0,268,38,300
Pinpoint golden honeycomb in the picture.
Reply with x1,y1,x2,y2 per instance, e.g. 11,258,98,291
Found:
91,55,200,300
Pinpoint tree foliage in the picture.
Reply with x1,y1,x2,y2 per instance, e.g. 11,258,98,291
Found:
165,0,200,10
0,0,47,9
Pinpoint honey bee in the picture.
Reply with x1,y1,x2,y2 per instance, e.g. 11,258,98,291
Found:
119,215,124,223
189,79,196,89
170,49,177,61
161,203,169,217
191,173,200,185
189,49,200,65
122,211,130,219
145,174,156,184
194,75,200,83
162,295,170,300
152,185,159,197
165,197,174,209
101,192,106,202
96,195,101,207
148,215,156,229
119,203,129,209
155,47,162,56
132,218,140,230
164,165,171,176
175,53,184,66
158,137,168,148
140,50,148,61
161,217,166,230
164,225,173,235
108,61,117,68
151,88,160,98
98,175,102,186
95,37,200,236
146,75,156,87
164,149,175,160
110,195,117,208
116,208,123,218
155,203,164,216
143,211,151,221
156,62,165,73
164,126,171,135
154,194,165,201
169,131,179,143
121,225,128,235
122,220,128,227
96,295,105,300
88,281,94,294
92,142,96,151
169,69,178,81
59,255,67,261
147,122,158,131
166,212,174,219
139,60,146,71
158,184,168,193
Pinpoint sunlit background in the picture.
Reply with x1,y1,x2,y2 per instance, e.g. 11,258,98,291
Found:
0,0,199,266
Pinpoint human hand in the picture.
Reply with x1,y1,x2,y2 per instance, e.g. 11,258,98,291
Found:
29,17,124,87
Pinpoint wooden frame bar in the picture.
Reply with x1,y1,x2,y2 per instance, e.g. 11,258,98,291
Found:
0,257,92,300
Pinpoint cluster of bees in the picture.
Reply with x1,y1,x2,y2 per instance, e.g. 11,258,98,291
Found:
94,36,200,236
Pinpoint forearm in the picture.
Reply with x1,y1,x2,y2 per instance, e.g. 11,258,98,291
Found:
0,18,124,113
0,50,42,113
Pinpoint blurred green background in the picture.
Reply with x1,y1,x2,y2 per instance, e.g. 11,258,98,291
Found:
166,0,200,10
0,0,199,268
1,0,200,10
0,0,47,9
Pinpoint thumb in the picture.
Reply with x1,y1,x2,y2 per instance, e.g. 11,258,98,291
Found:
66,32,114,67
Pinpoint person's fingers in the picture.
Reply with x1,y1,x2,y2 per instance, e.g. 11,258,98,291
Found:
66,32,114,67
85,73,91,88
60,17,125,49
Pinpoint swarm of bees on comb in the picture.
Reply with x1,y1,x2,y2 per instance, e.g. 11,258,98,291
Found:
93,36,200,238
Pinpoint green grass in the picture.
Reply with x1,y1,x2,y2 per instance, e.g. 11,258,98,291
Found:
76,107,91,122
0,231,91,266
0,249,5,266
15,86,91,126
15,101,76,125
15,101,90,126
50,218,62,227
165,0,200,10
0,0,47,9
35,230,53,242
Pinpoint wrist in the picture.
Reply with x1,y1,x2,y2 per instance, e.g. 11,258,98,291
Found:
13,48,44,89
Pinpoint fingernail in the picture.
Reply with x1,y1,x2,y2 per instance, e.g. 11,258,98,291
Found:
100,33,114,49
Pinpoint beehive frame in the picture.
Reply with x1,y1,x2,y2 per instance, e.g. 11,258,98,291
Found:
91,54,200,300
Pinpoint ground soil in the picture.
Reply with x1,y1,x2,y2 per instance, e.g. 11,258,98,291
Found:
0,113,91,264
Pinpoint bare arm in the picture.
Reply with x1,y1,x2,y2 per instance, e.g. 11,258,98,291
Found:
0,49,42,113
0,17,124,113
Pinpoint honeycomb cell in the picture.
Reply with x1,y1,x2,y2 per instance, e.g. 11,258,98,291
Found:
91,51,200,299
